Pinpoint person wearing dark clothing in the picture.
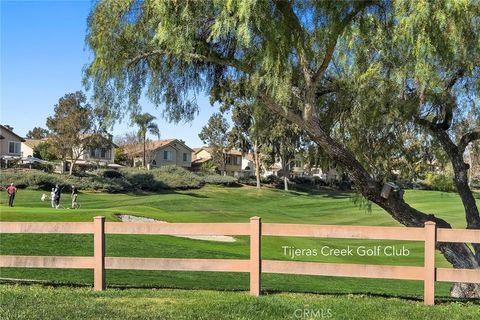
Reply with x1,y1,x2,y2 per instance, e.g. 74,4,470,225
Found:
54,185,63,209
6,183,17,207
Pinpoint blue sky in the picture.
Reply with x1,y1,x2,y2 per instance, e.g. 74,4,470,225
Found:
1,0,218,147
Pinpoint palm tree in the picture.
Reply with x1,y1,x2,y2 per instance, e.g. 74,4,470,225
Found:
131,113,160,167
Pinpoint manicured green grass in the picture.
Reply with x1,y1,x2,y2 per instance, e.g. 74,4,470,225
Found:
1,284,478,320
0,186,478,299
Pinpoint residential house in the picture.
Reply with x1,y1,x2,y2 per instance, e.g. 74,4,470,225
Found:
68,133,119,169
21,139,46,157
261,152,340,182
263,163,282,177
124,139,193,168
291,155,306,177
0,125,25,167
192,147,243,176
241,153,255,176
0,125,25,157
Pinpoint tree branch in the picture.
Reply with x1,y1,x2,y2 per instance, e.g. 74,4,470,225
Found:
459,129,480,153
275,1,312,83
312,1,374,85
446,68,465,91
127,48,252,74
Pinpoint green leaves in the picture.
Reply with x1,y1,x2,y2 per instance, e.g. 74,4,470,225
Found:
131,112,160,140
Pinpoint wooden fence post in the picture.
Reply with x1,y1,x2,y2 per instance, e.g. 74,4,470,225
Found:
250,216,261,296
424,221,436,305
94,216,105,291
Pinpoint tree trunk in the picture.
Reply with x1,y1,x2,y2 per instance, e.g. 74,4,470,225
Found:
69,149,80,176
253,141,261,188
143,135,146,168
69,160,75,175
263,102,480,297
428,126,480,263
281,156,289,191
309,122,480,298
223,151,227,176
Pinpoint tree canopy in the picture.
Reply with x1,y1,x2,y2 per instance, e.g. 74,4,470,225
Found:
86,0,480,296
26,127,49,139
46,91,104,175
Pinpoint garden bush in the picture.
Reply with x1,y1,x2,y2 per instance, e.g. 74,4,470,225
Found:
95,169,124,179
202,174,238,186
0,169,130,193
424,173,456,192
0,166,243,192
261,174,283,185
290,176,313,185
238,176,258,186
121,166,204,190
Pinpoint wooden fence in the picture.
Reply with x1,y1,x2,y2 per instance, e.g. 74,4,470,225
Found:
1,216,479,305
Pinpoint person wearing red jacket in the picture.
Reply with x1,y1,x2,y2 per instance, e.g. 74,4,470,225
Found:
6,183,17,207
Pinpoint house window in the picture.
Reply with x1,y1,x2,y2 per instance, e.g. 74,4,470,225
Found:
236,156,241,165
89,147,111,159
183,153,187,162
163,150,172,161
8,141,21,154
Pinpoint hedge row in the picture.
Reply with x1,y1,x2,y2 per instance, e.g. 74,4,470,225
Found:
0,166,238,193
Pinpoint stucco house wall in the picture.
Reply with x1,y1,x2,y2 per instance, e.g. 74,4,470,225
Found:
152,142,192,168
0,125,25,157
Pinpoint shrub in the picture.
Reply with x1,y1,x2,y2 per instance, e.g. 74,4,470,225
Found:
312,176,327,186
291,176,312,185
0,169,130,193
95,169,124,179
261,174,282,185
202,174,238,186
424,173,456,192
238,176,258,186
150,166,203,189
121,166,204,190
0,166,245,193
199,162,217,174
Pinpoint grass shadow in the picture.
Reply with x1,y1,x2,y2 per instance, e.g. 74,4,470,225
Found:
181,192,209,199
3,278,477,305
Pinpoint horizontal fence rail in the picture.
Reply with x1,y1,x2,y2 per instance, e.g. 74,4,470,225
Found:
1,217,479,305
262,261,425,281
0,222,94,234
263,224,426,241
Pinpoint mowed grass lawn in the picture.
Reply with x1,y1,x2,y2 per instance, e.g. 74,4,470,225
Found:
1,186,479,299
1,285,479,320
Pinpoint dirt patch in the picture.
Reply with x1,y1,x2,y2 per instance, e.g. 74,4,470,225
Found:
115,214,236,243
